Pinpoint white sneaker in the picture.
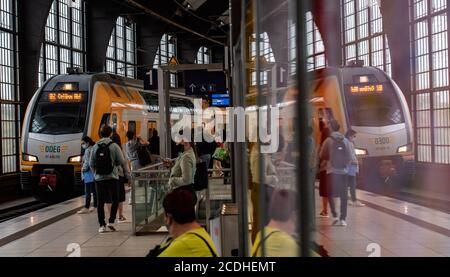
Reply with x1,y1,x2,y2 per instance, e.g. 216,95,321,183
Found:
77,208,89,214
89,207,95,212
354,201,365,207
107,223,116,232
332,218,339,225
98,226,107,233
339,220,347,226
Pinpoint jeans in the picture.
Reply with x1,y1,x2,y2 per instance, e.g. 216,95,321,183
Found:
96,179,119,227
347,175,357,202
84,181,97,209
327,173,348,221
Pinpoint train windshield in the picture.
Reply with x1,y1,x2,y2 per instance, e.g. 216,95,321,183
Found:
344,83,405,127
29,91,88,134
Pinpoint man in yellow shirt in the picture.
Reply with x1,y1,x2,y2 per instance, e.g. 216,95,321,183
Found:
154,190,218,257
251,189,320,257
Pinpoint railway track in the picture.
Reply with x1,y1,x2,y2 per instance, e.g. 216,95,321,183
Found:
0,201,49,223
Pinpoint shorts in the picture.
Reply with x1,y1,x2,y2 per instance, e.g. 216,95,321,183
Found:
319,171,328,197
118,176,127,202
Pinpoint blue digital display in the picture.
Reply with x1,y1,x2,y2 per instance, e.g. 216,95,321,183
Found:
211,94,230,107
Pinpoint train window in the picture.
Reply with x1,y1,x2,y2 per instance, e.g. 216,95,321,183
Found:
112,113,118,131
30,91,88,135
128,121,136,134
141,91,159,112
98,113,111,137
344,83,405,127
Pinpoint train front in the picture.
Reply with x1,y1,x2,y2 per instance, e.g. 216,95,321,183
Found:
20,75,91,200
341,67,415,188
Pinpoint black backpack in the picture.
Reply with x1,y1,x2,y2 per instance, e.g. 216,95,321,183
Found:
330,137,349,169
95,142,114,175
193,161,208,191
137,144,152,167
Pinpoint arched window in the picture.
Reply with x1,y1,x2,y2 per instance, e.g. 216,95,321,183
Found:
195,46,210,64
39,0,86,86
341,0,391,75
250,32,275,86
105,16,137,78
0,0,19,174
153,34,177,88
410,0,450,163
306,12,326,71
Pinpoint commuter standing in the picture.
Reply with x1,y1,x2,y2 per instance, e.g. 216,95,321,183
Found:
111,131,129,221
125,131,149,205
166,129,197,204
125,131,149,171
319,119,352,226
77,136,97,214
345,130,365,207
149,129,160,155
90,125,130,233
318,120,331,217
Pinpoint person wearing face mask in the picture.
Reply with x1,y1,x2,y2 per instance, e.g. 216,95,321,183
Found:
77,136,97,214
147,189,218,257
166,128,197,204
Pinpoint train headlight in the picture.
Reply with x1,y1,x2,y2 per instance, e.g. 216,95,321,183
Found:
355,148,368,156
68,155,82,163
23,154,38,162
397,145,411,153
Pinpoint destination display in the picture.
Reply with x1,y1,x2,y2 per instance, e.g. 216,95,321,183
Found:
45,92,85,102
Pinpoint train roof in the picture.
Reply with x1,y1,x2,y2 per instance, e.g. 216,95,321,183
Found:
41,72,143,92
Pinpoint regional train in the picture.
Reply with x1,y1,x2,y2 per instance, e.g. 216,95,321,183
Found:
280,61,415,186
20,72,194,201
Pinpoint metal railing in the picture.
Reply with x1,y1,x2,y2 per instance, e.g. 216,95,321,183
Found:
131,162,170,234
131,163,233,235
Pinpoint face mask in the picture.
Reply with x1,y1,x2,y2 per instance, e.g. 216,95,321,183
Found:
81,144,88,150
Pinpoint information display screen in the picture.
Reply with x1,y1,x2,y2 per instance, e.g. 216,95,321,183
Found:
45,92,85,103
349,84,384,94
211,94,230,107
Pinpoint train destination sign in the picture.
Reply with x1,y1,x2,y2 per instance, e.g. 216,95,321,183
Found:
349,84,384,94
46,92,85,102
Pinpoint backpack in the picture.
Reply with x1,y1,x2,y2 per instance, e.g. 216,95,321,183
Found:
330,137,349,170
137,144,152,167
193,161,208,191
95,142,114,175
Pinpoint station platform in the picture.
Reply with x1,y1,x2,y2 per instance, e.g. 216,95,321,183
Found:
0,186,449,257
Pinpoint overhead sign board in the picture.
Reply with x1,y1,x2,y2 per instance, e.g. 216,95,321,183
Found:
184,70,226,96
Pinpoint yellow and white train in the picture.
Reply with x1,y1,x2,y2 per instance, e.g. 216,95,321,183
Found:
20,72,193,200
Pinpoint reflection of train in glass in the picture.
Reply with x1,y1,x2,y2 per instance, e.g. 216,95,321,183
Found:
20,72,193,201
281,62,415,186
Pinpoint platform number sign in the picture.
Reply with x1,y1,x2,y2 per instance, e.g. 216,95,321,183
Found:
144,69,158,90
270,64,288,88
366,243,381,257
66,243,81,257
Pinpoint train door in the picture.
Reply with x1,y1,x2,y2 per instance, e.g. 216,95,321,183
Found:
147,120,157,140
310,76,347,137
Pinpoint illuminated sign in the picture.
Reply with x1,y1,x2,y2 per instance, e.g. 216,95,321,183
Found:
350,84,384,94
47,92,84,102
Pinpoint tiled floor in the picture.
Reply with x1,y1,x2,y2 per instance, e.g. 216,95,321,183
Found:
1,185,450,257
314,188,450,257
0,197,167,257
